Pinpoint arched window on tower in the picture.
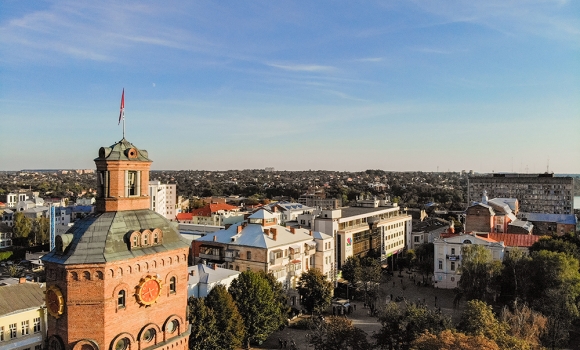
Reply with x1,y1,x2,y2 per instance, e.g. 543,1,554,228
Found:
118,290,126,308
169,277,176,294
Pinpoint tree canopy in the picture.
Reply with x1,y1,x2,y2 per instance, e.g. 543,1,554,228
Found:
308,316,370,350
459,244,502,301
228,271,283,348
205,284,245,350
297,268,333,314
187,297,220,350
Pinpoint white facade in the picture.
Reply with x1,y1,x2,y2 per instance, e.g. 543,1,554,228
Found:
433,233,504,289
149,181,177,220
314,204,412,269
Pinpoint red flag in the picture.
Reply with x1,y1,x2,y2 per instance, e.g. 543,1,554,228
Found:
118,89,125,125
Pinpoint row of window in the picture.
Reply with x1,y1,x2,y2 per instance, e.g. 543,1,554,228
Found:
0,318,41,341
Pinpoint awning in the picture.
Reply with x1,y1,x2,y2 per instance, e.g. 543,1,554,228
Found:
306,241,317,247
291,259,301,264
289,244,301,251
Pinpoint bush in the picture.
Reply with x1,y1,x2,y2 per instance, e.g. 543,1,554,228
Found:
0,251,13,261
292,317,316,330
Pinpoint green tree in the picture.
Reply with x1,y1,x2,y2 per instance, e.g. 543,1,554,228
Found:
341,256,361,287
458,300,532,350
297,268,333,314
31,216,50,245
309,316,370,350
187,297,219,350
459,245,502,301
499,248,533,303
229,271,283,348
374,302,452,349
260,271,290,328
12,212,32,246
205,285,245,350
529,236,580,261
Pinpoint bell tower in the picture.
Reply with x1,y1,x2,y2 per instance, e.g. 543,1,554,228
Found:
95,138,152,212
42,138,190,350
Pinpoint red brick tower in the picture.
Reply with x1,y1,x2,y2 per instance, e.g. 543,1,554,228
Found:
42,139,190,350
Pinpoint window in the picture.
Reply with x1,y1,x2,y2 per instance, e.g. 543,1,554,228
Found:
414,236,420,243
438,260,443,270
132,234,139,247
33,318,41,333
0,326,3,341
127,171,138,196
169,277,176,294
118,290,126,308
246,251,251,260
451,248,455,255
9,323,16,339
153,233,159,244
451,262,455,271
35,346,42,350
143,234,149,246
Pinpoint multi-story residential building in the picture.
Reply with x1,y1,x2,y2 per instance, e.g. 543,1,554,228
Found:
2,210,14,227
313,198,412,269
517,212,577,236
192,208,334,306
0,282,47,350
265,201,315,226
465,196,533,235
190,203,244,226
410,218,451,250
468,173,574,214
0,224,12,248
298,190,341,209
148,180,177,220
433,232,540,289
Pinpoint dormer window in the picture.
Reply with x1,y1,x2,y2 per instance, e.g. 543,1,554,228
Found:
153,233,159,244
143,233,149,246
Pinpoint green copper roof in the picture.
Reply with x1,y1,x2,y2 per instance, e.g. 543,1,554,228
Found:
95,138,151,162
41,209,189,265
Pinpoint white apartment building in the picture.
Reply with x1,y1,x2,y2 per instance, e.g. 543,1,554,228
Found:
148,181,177,220
313,199,412,269
434,232,541,289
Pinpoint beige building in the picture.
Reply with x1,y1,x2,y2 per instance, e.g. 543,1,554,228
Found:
0,282,46,350
192,208,334,307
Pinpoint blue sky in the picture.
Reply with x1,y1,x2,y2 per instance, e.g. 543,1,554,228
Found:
1,0,578,172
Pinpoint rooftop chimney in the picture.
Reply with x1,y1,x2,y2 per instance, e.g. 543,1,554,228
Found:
19,277,26,284
290,227,296,234
237,225,243,234
213,235,217,242
190,269,196,276
264,228,270,235
271,228,277,241
212,264,217,270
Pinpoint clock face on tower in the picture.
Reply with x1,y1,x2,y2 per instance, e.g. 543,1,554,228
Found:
136,275,162,306
46,285,65,318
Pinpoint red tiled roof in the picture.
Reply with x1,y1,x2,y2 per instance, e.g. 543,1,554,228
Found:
176,213,193,221
191,203,239,217
487,233,540,248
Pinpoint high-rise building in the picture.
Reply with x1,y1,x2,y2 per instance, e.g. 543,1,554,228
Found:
468,174,574,215
41,138,190,350
149,181,177,220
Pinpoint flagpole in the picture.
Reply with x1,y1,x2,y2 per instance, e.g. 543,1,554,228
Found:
123,111,126,139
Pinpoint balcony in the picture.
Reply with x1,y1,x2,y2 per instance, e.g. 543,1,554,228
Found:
199,253,222,261
446,254,460,261
224,250,239,262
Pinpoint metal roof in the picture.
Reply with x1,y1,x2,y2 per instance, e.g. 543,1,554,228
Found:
41,209,189,265
0,283,45,316
94,138,151,162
